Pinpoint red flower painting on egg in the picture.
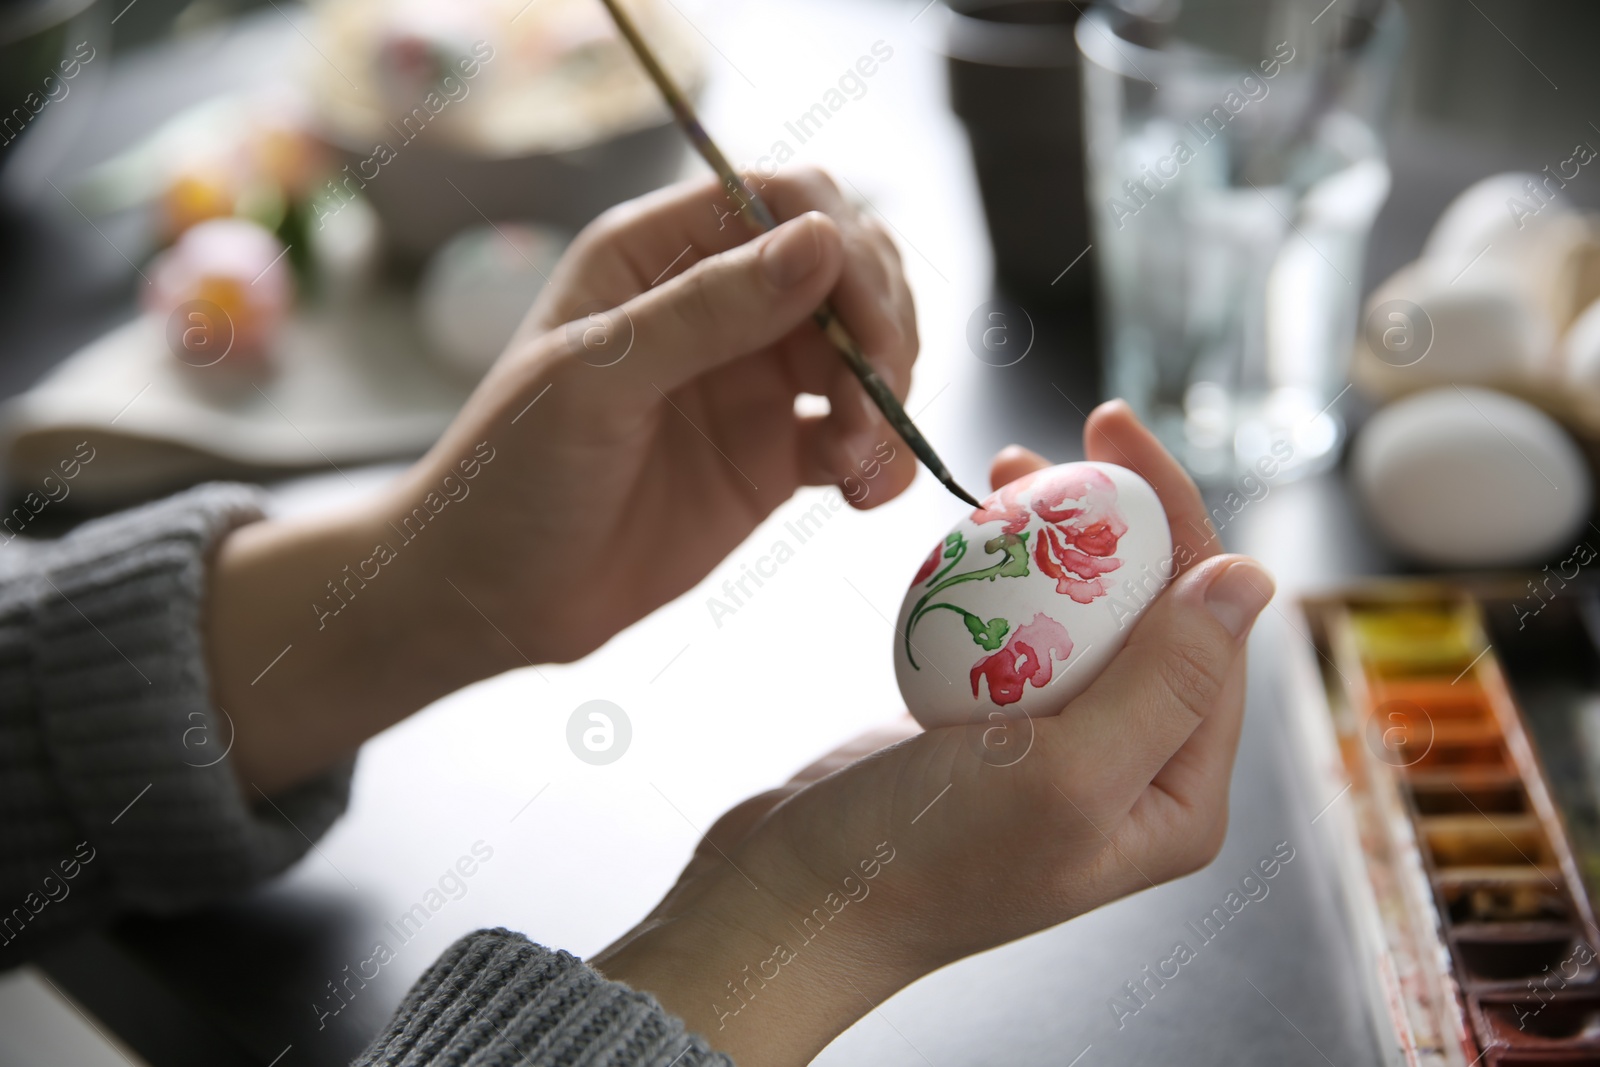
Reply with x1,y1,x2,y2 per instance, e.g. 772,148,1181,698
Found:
970,474,1035,535
970,613,1074,706
912,541,943,586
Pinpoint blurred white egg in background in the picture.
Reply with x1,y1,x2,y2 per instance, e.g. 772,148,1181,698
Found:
1352,386,1590,567
418,222,569,378
1560,297,1600,385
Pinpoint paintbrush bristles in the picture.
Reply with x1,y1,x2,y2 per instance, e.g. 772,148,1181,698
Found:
597,0,981,509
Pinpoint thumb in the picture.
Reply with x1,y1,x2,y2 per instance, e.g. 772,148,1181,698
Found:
989,445,1052,492
1041,555,1274,802
611,211,845,394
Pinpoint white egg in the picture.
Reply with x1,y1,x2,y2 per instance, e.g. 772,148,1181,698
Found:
418,223,568,378
894,462,1173,730
1561,297,1600,384
1423,172,1573,277
1352,387,1590,568
1357,263,1554,386
1419,172,1600,333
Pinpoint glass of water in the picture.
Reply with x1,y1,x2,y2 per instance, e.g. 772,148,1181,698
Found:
1077,0,1403,484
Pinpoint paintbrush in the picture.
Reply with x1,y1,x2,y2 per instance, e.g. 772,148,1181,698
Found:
596,0,982,509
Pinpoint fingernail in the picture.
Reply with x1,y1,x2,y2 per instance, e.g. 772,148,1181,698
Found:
761,215,822,288
1090,398,1132,424
1204,560,1275,638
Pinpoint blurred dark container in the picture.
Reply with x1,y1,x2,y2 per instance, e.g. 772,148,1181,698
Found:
324,120,687,267
945,0,1090,304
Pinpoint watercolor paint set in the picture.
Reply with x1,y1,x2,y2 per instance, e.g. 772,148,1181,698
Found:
1288,579,1600,1066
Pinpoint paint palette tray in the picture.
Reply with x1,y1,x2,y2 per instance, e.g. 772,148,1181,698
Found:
1288,580,1600,1066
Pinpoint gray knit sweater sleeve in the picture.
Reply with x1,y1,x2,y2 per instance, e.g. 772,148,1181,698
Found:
0,483,352,961
355,928,733,1067
0,483,734,1067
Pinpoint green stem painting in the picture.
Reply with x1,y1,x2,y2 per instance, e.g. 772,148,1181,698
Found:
903,530,1032,669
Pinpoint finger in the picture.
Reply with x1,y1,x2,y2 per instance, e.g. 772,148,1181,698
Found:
1115,652,1249,881
762,169,918,449
634,167,859,268
809,258,915,479
843,433,916,512
573,173,782,286
608,212,845,395
1038,555,1274,807
818,226,916,435
783,332,919,495
793,413,841,487
557,167,903,305
779,322,844,397
990,445,1051,491
1084,400,1218,572
779,325,889,482
793,414,917,509
1145,654,1248,812
521,176,735,336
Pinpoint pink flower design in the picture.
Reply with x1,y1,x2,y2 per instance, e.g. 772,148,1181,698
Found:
970,471,1040,535
912,542,943,586
1028,468,1126,603
970,613,1074,706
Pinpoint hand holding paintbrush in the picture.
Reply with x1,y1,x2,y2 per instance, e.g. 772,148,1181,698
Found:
596,0,982,508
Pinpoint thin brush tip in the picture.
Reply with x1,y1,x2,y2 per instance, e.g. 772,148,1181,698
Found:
948,481,984,509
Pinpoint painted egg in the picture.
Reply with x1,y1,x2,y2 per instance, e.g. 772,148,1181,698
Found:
1352,387,1590,567
894,462,1173,730
147,217,293,362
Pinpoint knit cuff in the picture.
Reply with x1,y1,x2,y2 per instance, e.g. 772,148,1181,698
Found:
357,929,734,1067
25,482,354,913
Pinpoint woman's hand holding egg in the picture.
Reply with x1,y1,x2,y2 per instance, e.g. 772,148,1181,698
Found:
591,403,1276,1067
